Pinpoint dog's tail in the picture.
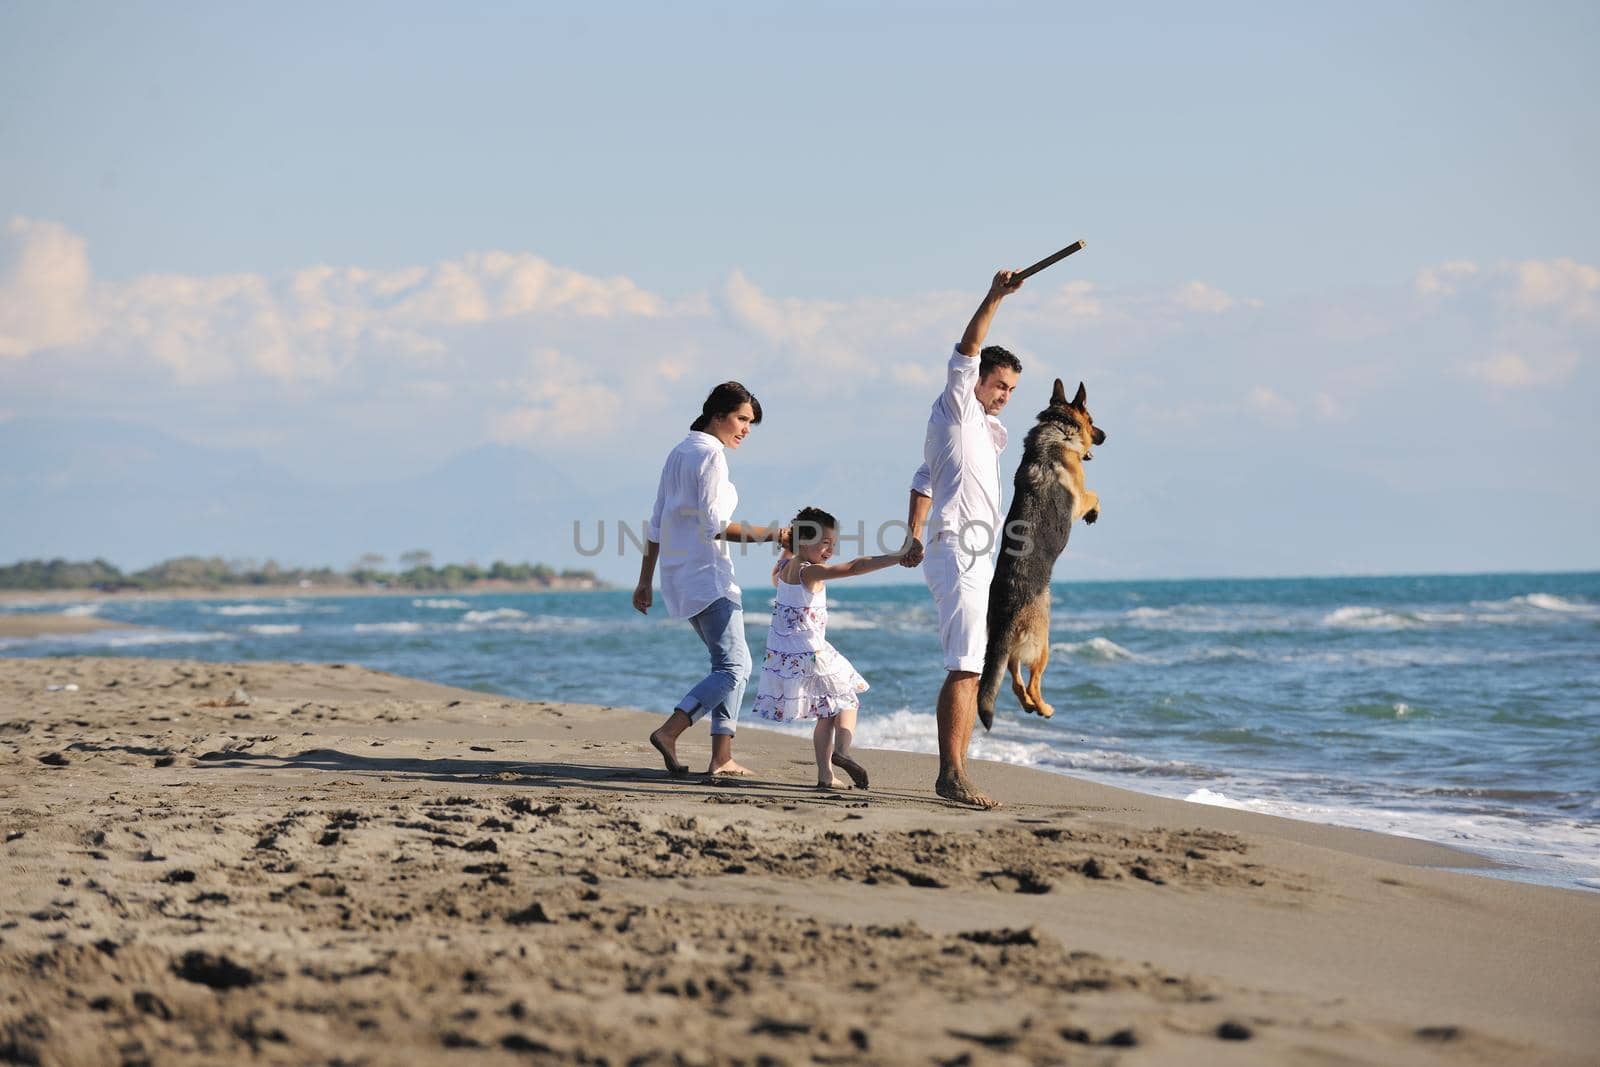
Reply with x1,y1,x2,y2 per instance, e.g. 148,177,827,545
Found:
977,606,1009,732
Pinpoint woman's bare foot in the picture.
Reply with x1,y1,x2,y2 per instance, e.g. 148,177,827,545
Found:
831,752,869,790
707,760,754,777
816,774,849,790
649,730,688,777
935,767,1000,809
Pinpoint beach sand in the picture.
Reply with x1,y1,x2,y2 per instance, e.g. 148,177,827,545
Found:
2,656,1595,1065
0,614,126,638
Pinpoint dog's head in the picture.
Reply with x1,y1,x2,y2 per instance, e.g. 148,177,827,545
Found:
1040,379,1107,460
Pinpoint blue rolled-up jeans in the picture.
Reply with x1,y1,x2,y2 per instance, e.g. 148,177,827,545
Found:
675,597,751,737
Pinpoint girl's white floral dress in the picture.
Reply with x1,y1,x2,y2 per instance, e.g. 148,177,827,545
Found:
750,565,868,722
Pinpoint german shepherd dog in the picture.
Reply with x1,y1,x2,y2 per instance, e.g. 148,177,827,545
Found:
978,379,1106,730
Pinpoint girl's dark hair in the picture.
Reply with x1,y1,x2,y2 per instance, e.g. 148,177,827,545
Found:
792,505,838,548
690,381,763,433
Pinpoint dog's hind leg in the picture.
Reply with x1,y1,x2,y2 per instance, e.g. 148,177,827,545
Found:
1008,655,1032,713
1025,639,1054,719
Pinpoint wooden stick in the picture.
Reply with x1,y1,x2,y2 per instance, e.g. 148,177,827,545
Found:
1013,239,1086,283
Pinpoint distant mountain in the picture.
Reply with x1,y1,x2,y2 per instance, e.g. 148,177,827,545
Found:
0,418,600,572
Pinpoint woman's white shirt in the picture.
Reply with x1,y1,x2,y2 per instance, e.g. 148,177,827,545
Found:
647,431,741,619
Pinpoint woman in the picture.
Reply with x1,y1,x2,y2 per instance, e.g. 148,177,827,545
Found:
633,381,789,777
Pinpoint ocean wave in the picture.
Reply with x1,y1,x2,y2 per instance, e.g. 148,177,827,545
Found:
1050,636,1141,662
245,624,302,635
354,622,426,634
461,608,530,624
1322,605,1418,629
104,631,229,648
1181,786,1600,889
61,603,102,617
824,610,877,631
413,598,470,610
204,603,302,617
851,707,1203,778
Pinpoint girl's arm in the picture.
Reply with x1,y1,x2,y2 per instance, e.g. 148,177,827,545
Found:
800,552,905,584
771,547,795,588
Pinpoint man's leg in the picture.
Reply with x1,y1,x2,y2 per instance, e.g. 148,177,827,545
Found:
935,670,997,808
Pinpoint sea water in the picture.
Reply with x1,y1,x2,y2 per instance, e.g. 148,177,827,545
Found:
6,571,1597,890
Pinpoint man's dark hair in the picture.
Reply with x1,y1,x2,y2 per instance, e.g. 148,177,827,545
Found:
979,345,1023,379
690,381,764,433
792,505,838,548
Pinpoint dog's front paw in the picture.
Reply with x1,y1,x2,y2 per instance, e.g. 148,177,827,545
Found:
1082,508,1099,525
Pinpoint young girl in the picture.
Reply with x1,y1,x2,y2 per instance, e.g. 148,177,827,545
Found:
751,506,909,789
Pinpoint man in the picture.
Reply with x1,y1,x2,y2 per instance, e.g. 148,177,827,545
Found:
903,269,1024,808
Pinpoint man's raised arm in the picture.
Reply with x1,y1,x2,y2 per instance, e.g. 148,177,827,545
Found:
957,269,1024,357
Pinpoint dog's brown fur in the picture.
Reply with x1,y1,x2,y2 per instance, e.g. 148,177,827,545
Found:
978,380,1106,729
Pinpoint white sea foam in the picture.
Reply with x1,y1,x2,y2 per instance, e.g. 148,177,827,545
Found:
413,598,470,610
104,631,228,648
245,624,302,635
1515,593,1590,613
1051,636,1141,662
354,622,425,634
824,610,877,631
61,603,102,617
1182,786,1600,890
462,608,530,624
852,708,1200,778
1322,605,1415,629
206,603,299,616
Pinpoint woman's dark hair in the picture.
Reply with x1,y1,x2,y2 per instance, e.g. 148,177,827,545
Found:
690,381,763,433
792,505,838,548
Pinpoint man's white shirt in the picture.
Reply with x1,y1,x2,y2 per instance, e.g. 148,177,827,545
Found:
912,346,1009,548
648,431,741,619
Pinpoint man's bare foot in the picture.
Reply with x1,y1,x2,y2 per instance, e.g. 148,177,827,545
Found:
816,774,849,790
707,760,754,777
935,768,1001,809
649,730,688,777
831,752,869,790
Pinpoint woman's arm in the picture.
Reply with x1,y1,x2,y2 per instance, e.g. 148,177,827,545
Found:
718,522,793,550
801,552,905,584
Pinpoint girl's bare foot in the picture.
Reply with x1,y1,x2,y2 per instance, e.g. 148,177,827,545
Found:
649,730,688,777
707,760,754,777
831,752,869,789
816,774,849,790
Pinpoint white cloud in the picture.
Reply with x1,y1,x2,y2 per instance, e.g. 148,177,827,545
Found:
1464,350,1579,389
1247,385,1297,423
1414,260,1478,297
1509,258,1600,322
487,347,624,445
0,217,95,357
1173,280,1246,314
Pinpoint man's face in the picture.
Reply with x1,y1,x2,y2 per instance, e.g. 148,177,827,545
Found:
975,367,1020,416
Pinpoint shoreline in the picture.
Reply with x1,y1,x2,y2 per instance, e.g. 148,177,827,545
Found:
0,615,1587,890
0,579,607,609
2,656,1596,1064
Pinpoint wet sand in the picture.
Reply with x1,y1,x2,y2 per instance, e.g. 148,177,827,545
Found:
2,656,1596,1065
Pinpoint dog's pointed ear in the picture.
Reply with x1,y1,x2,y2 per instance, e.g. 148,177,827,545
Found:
1051,378,1067,405
1071,382,1087,408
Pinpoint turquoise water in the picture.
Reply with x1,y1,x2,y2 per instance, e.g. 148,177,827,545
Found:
6,571,1598,890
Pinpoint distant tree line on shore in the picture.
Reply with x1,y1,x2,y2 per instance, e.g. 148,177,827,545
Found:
0,552,600,592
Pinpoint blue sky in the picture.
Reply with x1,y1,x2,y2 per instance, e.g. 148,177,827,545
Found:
2,2,1597,583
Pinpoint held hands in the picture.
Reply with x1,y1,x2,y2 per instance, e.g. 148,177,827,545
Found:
899,536,925,568
632,583,653,614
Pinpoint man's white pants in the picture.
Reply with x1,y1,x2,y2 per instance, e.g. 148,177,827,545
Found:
923,532,994,674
